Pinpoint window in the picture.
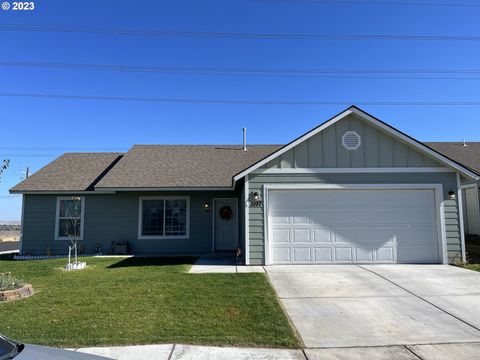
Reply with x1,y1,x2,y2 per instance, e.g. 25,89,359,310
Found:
55,196,84,240
139,197,190,239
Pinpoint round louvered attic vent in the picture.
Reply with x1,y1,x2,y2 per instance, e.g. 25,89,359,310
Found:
342,131,361,150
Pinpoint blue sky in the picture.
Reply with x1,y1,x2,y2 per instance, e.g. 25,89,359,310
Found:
1,0,480,221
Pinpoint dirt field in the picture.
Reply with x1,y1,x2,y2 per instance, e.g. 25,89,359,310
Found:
0,236,20,242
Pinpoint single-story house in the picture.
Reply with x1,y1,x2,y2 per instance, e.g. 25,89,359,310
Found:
10,106,480,265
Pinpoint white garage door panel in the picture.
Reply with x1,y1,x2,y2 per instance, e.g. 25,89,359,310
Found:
269,189,440,264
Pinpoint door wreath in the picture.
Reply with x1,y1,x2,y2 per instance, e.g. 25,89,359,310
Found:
219,205,233,221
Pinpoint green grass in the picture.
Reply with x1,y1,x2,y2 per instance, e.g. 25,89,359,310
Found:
0,256,300,348
464,264,480,272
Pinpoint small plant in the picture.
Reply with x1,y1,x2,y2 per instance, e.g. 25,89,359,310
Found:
451,252,472,268
0,272,24,291
64,196,86,271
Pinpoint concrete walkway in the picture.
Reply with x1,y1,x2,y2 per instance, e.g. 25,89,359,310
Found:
189,254,265,273
267,265,480,350
72,342,480,359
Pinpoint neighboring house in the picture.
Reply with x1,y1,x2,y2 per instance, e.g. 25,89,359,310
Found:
10,106,480,265
425,142,480,237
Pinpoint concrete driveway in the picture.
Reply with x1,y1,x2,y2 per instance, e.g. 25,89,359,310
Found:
267,265,480,353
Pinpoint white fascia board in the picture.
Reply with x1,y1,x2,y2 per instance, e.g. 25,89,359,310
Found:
233,106,479,182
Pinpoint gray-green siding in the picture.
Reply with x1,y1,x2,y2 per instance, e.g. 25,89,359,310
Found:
21,191,241,256
247,172,461,265
262,114,443,169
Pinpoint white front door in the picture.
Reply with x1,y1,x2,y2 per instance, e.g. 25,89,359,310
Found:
268,189,440,264
214,198,238,251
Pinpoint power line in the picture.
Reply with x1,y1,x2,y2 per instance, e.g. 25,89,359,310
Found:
3,61,480,80
0,153,59,157
0,154,60,157
245,0,480,7
1,24,480,42
1,91,480,106
0,146,127,150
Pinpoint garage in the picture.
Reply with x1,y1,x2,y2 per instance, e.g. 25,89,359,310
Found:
267,187,443,264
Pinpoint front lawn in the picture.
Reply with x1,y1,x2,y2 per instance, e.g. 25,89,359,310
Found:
464,264,480,272
0,256,300,348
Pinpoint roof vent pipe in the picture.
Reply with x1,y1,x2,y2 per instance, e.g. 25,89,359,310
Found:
243,128,247,151
463,138,468,147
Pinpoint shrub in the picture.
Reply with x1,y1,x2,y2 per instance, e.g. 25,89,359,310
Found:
0,272,24,291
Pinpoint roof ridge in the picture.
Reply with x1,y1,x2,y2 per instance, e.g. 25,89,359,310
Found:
63,152,125,155
132,144,283,147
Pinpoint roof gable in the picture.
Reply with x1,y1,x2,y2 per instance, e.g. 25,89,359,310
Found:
234,106,479,180
262,112,443,169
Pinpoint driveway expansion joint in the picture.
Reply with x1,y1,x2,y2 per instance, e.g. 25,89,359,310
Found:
167,344,176,360
357,265,480,334
404,345,424,360
301,349,310,360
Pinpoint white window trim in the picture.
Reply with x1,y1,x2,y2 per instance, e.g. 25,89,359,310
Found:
262,183,447,266
138,196,190,240
55,196,85,241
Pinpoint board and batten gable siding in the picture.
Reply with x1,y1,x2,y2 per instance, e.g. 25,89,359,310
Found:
262,114,443,169
21,190,240,256
247,172,461,265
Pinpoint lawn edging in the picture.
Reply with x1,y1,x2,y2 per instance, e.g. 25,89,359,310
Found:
0,284,34,302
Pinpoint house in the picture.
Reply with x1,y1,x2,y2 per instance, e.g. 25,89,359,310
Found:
424,142,480,238
10,106,480,265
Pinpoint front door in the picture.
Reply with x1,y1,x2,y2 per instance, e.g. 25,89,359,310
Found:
214,198,238,251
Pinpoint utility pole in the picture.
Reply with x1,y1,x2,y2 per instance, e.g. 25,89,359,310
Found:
26,167,30,178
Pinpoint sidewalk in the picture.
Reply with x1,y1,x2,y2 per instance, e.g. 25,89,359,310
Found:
73,342,480,360
73,344,303,360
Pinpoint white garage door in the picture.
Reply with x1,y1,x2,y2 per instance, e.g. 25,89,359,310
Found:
268,189,441,264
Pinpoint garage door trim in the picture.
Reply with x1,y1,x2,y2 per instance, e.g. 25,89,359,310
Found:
263,183,447,265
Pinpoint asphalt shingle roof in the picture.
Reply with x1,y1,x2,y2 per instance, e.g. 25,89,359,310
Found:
425,142,480,175
9,153,123,192
94,145,282,189
11,141,480,193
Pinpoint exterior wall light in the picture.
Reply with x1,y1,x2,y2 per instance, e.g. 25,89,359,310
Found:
249,192,263,207
448,191,456,200
203,201,210,211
